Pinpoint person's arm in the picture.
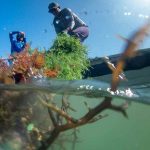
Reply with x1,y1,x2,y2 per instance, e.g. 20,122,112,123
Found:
66,8,75,30
9,31,20,42
53,9,75,34
54,24,62,34
63,8,75,32
22,37,27,49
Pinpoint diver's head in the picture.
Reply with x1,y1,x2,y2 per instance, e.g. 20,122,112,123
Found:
48,2,61,16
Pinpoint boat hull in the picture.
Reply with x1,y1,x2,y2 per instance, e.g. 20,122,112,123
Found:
84,48,150,86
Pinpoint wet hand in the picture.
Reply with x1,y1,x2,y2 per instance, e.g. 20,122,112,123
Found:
20,32,25,36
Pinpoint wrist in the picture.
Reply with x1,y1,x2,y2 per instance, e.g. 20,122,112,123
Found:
67,27,71,31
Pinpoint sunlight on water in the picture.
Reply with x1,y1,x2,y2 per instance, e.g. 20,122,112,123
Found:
0,78,149,104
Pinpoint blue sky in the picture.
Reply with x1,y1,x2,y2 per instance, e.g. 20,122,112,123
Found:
0,0,150,58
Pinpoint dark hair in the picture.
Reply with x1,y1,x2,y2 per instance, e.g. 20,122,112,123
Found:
48,2,60,13
16,33,24,40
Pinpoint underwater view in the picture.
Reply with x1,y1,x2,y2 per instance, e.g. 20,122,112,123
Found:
0,0,150,150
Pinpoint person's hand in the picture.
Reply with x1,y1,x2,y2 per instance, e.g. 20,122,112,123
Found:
9,55,14,60
66,27,72,33
62,27,72,35
61,29,68,35
20,32,25,37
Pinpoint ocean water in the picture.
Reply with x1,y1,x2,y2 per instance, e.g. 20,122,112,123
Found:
0,74,150,150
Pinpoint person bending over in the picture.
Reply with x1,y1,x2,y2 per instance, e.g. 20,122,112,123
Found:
48,2,89,42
